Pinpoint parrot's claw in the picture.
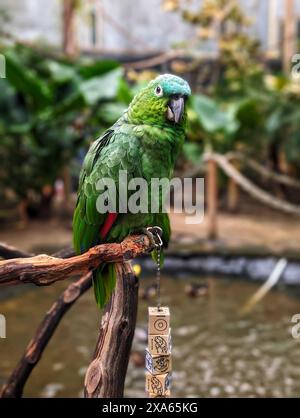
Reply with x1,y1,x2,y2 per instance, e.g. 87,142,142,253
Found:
141,227,163,250
141,227,157,249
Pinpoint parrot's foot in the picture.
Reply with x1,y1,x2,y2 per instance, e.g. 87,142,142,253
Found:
141,227,163,250
141,227,156,249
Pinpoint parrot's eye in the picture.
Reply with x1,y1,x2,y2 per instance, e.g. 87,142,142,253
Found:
154,85,163,97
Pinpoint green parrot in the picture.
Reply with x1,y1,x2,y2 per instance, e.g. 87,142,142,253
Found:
73,74,191,308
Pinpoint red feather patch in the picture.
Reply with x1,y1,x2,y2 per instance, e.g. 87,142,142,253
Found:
99,212,118,240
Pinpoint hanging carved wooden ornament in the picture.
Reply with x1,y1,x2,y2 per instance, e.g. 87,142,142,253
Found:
145,227,172,398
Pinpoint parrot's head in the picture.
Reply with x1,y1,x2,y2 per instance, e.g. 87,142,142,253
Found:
128,74,191,127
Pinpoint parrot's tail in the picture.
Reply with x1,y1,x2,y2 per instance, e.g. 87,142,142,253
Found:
93,263,117,309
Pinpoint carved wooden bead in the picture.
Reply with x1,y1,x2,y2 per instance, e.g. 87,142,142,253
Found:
148,329,171,356
148,390,171,398
148,306,170,335
145,348,172,375
145,371,171,396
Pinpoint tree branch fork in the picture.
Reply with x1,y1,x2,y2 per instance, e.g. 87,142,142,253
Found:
0,233,152,398
0,234,154,287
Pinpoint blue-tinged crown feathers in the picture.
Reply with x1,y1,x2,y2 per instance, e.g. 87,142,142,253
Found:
150,74,191,97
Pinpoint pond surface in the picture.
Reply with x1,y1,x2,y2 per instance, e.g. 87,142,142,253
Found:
0,275,300,398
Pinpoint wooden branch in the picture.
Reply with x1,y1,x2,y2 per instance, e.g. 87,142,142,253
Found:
63,0,77,56
283,0,296,73
0,243,74,261
124,50,182,70
228,151,300,189
0,234,153,287
0,243,32,260
0,273,92,398
206,158,218,239
204,153,300,216
84,262,138,398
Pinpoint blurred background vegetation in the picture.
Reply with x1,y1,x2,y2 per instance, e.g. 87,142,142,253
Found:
0,0,300,223
0,46,132,217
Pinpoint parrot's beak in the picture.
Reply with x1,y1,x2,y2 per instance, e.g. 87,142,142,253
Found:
167,96,185,123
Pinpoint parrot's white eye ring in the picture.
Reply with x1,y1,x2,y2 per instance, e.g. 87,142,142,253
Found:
154,85,163,97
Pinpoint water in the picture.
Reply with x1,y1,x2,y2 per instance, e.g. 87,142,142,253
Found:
0,276,300,398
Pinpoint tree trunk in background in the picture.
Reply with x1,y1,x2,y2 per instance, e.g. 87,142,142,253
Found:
227,177,238,212
63,0,77,57
62,1,77,211
226,158,239,212
206,159,218,240
269,142,286,199
283,0,296,73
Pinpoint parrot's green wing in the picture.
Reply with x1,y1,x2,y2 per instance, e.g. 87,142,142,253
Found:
73,129,115,255
73,123,143,308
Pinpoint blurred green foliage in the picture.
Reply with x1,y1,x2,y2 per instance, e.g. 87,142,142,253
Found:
186,76,300,167
164,0,300,174
0,45,133,204
1,19,300,213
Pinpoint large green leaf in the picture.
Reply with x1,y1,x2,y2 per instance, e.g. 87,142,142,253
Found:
183,142,203,164
117,78,134,104
54,67,125,115
4,50,52,109
45,60,77,83
79,68,123,105
266,108,284,135
99,102,127,124
191,94,239,135
79,59,120,78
